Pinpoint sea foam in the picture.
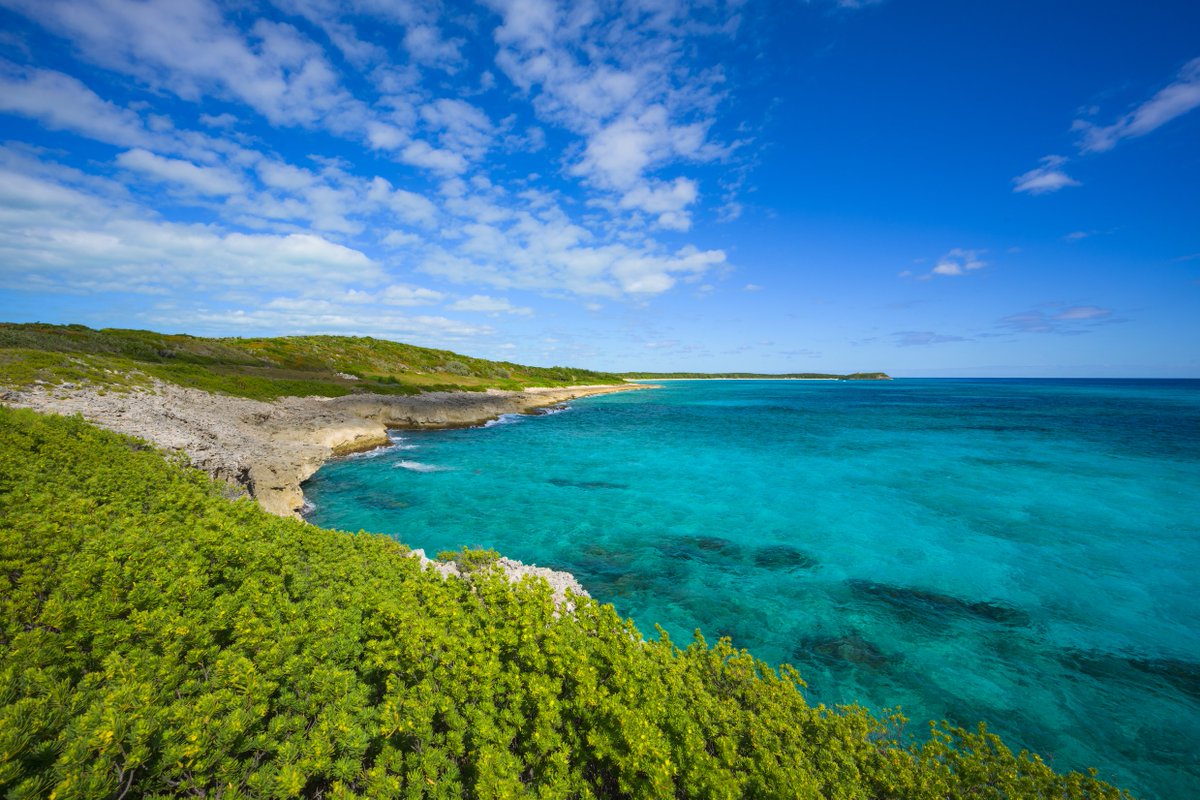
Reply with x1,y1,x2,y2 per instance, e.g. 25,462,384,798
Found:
394,460,453,473
483,413,523,427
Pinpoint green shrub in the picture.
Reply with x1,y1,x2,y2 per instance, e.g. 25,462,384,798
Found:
440,360,471,376
437,546,502,573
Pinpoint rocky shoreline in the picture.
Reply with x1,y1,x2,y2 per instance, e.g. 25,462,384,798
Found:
4,380,651,605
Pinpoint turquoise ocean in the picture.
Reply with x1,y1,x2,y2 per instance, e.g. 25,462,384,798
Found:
304,379,1200,798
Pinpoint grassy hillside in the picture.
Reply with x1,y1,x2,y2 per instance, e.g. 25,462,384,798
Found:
0,407,1128,799
622,372,892,380
0,323,624,401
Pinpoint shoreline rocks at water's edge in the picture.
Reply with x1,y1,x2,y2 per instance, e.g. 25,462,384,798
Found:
4,380,650,601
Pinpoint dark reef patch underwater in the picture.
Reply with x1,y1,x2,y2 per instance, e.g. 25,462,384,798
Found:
304,378,1200,799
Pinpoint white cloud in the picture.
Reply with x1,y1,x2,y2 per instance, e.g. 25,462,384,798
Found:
380,284,444,305
0,64,152,148
421,98,495,162
267,0,387,68
199,112,237,128
2,0,392,144
929,248,987,277
117,148,246,196
257,160,316,191
367,177,439,226
573,106,709,190
485,0,731,226
449,294,533,315
1013,155,1081,195
381,230,422,247
0,167,381,294
400,140,469,174
365,121,408,150
404,23,464,70
618,176,699,231
1075,57,1200,153
421,205,726,298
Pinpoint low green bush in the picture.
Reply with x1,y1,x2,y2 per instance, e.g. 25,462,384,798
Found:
437,547,502,573
0,408,1129,799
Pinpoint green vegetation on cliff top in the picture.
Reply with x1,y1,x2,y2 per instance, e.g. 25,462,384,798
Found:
0,407,1128,798
0,323,624,400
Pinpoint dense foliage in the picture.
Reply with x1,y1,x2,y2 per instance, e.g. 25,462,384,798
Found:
620,372,891,381
0,408,1128,798
0,324,624,400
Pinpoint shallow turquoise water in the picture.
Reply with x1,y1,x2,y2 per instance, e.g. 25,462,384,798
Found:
305,379,1200,798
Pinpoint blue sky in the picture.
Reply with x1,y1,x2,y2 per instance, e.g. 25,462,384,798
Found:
0,0,1197,376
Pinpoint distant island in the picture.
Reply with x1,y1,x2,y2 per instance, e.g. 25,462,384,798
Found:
621,371,892,380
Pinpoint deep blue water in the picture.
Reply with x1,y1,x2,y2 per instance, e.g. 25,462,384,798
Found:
304,379,1200,798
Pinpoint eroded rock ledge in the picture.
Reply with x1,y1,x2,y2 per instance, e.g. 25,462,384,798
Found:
6,380,648,516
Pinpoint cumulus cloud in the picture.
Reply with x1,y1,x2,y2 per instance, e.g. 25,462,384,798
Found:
379,284,445,306
0,0,452,167
1013,155,1081,195
0,64,153,148
1075,56,1200,153
3,1,353,126
199,112,238,128
422,217,725,298
400,140,469,174
573,107,708,188
367,177,439,226
0,167,381,294
404,23,464,70
420,98,495,162
485,0,733,228
924,248,987,278
617,177,699,231
116,148,246,196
